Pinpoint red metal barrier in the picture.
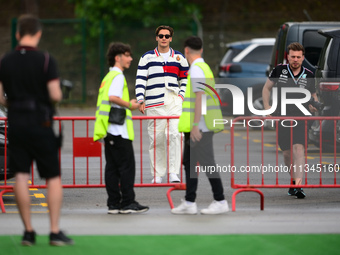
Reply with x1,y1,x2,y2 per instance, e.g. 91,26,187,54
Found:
0,116,185,213
230,116,340,211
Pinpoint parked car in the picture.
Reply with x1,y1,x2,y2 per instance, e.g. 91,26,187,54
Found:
269,21,340,75
217,38,275,116
0,107,12,181
309,28,340,151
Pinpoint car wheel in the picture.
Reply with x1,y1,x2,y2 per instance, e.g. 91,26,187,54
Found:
322,117,340,152
311,118,340,152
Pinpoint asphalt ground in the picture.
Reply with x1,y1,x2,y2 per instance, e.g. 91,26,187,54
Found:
1,107,340,236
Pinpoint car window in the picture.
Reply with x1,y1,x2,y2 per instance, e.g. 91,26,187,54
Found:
239,45,273,64
303,30,328,66
221,48,243,64
271,25,288,69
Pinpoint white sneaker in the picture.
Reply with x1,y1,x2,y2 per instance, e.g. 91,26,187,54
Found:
200,200,229,215
169,173,180,183
171,199,197,215
151,176,162,184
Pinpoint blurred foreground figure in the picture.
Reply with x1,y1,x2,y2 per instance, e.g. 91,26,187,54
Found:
0,14,73,246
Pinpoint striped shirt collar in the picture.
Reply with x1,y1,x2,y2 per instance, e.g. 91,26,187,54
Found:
154,47,174,57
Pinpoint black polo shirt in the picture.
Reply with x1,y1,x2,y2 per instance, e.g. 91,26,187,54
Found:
268,64,315,116
0,46,59,128
0,46,58,104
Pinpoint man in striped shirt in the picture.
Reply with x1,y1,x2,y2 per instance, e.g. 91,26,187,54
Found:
135,25,189,183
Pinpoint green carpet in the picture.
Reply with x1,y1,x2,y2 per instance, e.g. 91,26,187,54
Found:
1,234,339,255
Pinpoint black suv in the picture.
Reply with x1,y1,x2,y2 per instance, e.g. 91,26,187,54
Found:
269,22,340,74
269,22,340,145
309,28,340,151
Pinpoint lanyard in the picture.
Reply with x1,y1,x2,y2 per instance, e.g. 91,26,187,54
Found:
287,64,305,85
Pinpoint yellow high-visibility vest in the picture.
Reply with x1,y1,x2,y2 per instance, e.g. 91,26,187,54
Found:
178,61,224,133
93,70,134,141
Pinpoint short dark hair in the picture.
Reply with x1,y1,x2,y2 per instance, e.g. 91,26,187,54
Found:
155,25,174,37
17,14,42,38
184,36,203,50
287,42,305,55
106,42,132,67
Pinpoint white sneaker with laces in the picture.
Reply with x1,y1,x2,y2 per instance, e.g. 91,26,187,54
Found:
169,173,180,183
171,199,197,215
200,200,229,215
151,176,162,184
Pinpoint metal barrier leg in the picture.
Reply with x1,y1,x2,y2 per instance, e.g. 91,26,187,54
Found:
166,184,186,209
0,188,14,213
232,188,264,212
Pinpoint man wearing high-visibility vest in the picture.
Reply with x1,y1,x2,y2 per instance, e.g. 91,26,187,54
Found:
94,42,149,214
172,36,229,215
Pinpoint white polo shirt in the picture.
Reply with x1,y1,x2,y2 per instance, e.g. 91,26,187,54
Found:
190,58,209,132
107,67,129,139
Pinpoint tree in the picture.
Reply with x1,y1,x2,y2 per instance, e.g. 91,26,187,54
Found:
69,0,201,38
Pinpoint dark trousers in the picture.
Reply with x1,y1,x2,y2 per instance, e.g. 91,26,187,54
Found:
183,132,225,202
104,134,135,207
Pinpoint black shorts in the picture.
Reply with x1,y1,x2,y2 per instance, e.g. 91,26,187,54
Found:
8,127,60,179
278,120,307,151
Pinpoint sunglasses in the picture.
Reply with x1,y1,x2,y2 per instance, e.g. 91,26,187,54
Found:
158,34,171,39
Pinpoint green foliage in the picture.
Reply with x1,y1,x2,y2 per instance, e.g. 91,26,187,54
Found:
69,0,201,38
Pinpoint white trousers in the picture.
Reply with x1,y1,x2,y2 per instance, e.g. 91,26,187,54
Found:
146,93,182,177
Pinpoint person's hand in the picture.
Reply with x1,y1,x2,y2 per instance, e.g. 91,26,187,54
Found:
129,99,140,111
264,107,272,117
308,104,317,113
138,102,145,114
190,126,202,143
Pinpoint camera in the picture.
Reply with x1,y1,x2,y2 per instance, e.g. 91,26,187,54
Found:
309,97,324,111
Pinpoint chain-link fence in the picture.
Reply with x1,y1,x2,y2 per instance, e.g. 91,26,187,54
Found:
11,18,198,105
11,18,275,105
11,18,87,104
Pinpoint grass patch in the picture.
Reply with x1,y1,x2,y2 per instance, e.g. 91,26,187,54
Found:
1,234,339,255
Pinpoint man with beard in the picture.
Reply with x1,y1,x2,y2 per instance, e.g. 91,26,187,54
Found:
262,42,318,199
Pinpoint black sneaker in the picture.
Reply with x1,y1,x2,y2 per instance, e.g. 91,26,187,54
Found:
21,230,36,246
49,231,74,246
288,188,296,196
119,201,149,214
295,188,306,199
108,204,121,214
288,181,296,196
